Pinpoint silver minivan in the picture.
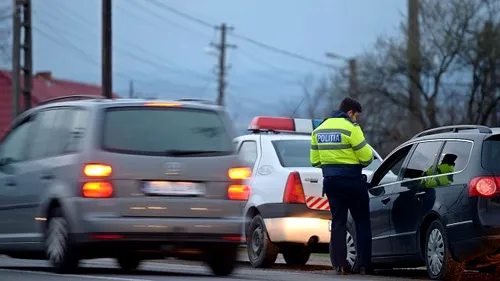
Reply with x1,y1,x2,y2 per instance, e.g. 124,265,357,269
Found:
0,96,249,275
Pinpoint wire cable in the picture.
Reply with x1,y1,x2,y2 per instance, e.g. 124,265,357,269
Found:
144,1,340,68
146,0,215,28
50,2,213,83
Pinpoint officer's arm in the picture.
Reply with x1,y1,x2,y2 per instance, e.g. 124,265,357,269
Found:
350,125,373,167
310,133,321,168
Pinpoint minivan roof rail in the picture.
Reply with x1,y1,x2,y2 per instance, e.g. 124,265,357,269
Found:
411,125,493,139
38,95,107,106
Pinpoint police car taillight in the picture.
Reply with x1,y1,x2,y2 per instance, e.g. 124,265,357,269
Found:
228,167,252,201
248,116,324,134
283,172,306,204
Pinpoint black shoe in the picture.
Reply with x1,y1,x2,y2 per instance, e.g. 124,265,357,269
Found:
333,266,353,275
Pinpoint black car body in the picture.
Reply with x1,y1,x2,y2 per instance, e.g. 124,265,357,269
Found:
347,125,500,280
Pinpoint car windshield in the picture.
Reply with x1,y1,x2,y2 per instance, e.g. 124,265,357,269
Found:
101,107,233,156
272,139,382,168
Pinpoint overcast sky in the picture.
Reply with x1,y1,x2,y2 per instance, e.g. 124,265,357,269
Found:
1,0,407,131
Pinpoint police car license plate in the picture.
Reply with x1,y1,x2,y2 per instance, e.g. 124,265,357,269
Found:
142,181,205,196
328,220,332,232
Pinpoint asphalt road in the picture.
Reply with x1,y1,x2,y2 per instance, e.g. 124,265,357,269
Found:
0,256,498,281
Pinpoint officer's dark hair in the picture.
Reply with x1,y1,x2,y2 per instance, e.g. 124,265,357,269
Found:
339,97,362,114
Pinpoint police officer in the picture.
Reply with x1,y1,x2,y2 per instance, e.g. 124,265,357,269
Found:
423,154,457,188
310,97,374,275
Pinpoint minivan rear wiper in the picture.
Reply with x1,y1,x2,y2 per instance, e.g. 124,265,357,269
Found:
163,149,223,156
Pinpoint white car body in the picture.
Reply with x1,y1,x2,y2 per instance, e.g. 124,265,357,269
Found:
233,117,392,267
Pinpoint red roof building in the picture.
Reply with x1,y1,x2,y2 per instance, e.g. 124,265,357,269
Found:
0,69,118,137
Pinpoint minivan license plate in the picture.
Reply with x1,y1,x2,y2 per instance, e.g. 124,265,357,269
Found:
142,181,205,196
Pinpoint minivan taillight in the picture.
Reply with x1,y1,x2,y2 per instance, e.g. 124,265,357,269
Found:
84,164,112,177
469,176,500,198
82,163,113,198
227,167,252,201
283,172,306,204
82,182,113,198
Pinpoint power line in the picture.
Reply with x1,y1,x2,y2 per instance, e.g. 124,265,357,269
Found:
49,2,213,83
32,24,132,81
146,0,215,28
127,0,211,38
229,33,334,68
144,1,340,68
237,47,307,84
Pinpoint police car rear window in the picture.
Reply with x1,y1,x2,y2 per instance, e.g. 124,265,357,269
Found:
272,140,311,167
272,139,382,169
101,107,233,156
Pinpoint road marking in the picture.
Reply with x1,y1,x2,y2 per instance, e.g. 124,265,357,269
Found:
0,268,153,281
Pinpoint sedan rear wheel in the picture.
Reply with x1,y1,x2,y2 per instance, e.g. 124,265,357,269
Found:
346,229,357,269
247,215,278,268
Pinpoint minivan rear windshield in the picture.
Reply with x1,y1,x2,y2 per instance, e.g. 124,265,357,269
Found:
272,139,382,169
101,107,233,156
482,138,500,173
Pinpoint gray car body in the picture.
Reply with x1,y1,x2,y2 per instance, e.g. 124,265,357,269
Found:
0,98,246,259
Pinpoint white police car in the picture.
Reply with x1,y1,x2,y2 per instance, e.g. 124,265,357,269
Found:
233,116,387,268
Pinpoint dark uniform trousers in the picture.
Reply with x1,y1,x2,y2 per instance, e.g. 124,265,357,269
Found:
324,175,372,270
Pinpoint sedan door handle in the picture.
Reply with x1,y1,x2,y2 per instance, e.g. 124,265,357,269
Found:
415,191,426,200
381,197,391,205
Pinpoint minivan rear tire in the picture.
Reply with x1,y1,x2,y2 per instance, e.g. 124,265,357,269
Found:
45,208,79,274
247,215,279,268
206,244,238,276
425,220,464,280
116,255,142,272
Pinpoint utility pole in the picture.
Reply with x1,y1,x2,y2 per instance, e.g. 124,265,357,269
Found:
11,0,32,119
325,52,358,99
11,0,21,120
407,0,422,132
128,80,134,98
102,0,112,98
22,0,32,111
211,23,236,106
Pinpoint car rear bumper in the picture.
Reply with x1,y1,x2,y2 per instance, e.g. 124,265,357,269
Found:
447,221,500,262
451,235,500,263
79,216,245,237
70,217,244,259
257,203,331,244
264,217,331,244
72,232,240,260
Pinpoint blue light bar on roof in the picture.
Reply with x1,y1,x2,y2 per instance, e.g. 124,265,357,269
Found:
312,119,324,129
